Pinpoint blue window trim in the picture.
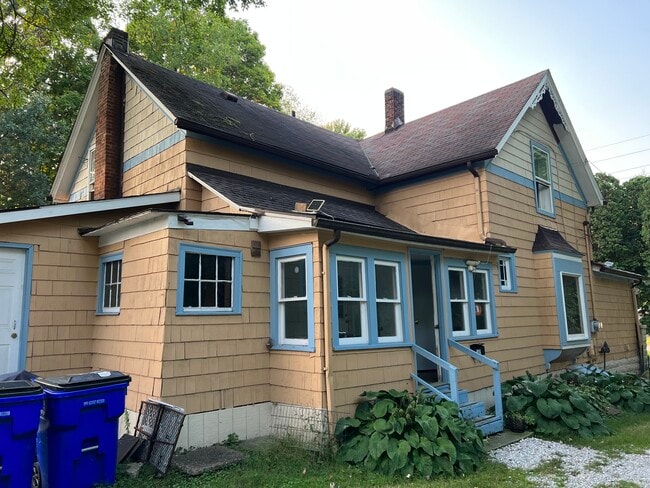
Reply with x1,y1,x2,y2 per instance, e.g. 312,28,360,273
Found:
444,259,498,340
270,244,315,352
552,254,591,346
531,140,556,218
0,242,33,370
497,254,518,293
330,245,410,351
97,252,123,315
176,243,242,315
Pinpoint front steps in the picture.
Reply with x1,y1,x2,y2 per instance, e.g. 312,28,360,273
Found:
427,384,503,436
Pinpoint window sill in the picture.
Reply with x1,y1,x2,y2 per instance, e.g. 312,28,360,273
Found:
498,288,518,294
176,309,241,316
332,342,411,352
96,311,120,316
536,208,556,218
453,333,499,341
271,344,315,353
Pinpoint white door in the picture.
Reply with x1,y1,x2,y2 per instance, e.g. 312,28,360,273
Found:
0,248,26,375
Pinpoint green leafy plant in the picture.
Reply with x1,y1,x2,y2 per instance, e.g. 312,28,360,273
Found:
335,389,484,478
502,372,610,439
223,432,240,447
504,410,535,432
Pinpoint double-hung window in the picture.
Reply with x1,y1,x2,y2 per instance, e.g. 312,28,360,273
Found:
446,261,496,338
176,244,242,315
331,246,407,349
553,255,589,343
97,253,122,314
270,244,314,351
88,145,96,192
531,141,554,216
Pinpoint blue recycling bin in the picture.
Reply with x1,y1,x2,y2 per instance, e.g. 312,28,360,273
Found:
0,380,44,488
36,371,131,488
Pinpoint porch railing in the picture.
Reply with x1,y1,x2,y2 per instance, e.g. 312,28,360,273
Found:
448,339,503,420
411,344,459,403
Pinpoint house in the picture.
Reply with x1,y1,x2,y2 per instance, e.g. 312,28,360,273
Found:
0,28,644,446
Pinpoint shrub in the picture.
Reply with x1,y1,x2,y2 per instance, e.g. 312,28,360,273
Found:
561,366,650,413
502,372,610,439
335,389,484,478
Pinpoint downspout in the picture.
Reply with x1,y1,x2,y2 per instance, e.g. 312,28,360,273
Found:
467,162,487,241
321,229,340,430
582,217,599,359
630,280,645,374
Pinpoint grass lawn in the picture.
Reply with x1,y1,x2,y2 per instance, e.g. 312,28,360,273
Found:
113,412,650,488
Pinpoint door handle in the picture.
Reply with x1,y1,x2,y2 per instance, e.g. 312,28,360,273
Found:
11,333,17,339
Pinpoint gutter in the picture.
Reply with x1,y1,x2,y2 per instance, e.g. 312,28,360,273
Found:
314,218,516,254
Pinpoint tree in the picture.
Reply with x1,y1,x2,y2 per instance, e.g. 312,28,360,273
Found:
125,1,282,108
279,85,322,124
0,96,67,208
323,118,366,140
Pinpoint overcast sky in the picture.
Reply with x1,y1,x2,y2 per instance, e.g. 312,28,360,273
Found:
235,0,650,181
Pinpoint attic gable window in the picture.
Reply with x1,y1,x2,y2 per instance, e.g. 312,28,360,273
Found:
88,145,96,191
531,141,554,216
176,244,242,315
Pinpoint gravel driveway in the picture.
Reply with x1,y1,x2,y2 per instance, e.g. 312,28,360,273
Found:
491,437,650,487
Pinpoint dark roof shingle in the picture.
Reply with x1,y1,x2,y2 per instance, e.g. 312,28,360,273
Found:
361,71,547,181
532,226,582,256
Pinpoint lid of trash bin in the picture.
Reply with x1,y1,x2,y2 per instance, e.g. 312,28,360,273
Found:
0,380,42,397
36,371,131,391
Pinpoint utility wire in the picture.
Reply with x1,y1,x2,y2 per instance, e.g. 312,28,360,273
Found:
587,132,650,151
609,162,650,175
590,147,650,164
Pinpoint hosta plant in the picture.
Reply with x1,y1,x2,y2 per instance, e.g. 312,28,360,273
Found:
335,389,484,478
502,372,610,439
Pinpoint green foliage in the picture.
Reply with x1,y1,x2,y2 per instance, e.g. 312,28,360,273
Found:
502,372,610,439
223,432,240,446
323,118,367,140
126,1,282,109
561,367,650,414
335,389,485,478
0,96,67,208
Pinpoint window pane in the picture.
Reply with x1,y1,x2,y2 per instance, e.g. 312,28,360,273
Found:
201,254,216,280
111,261,121,282
284,301,308,339
475,303,488,330
562,275,583,335
338,301,363,338
183,281,199,307
375,264,397,299
377,302,397,337
115,283,121,307
537,182,552,212
217,282,232,308
533,148,549,180
201,282,216,307
473,272,488,300
337,260,362,297
103,284,111,308
185,253,199,279
499,259,509,288
218,256,233,281
449,270,465,300
282,258,306,298
451,302,467,332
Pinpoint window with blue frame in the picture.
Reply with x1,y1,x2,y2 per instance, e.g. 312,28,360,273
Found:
553,255,589,343
97,252,122,314
498,255,517,292
270,245,314,351
531,141,555,216
176,244,242,315
446,261,497,338
330,246,408,349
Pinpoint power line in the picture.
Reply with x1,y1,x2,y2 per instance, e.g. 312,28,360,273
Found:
609,162,650,175
590,147,650,163
587,132,650,151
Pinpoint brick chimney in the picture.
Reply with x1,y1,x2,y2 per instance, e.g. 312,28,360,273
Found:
94,28,127,200
384,88,404,133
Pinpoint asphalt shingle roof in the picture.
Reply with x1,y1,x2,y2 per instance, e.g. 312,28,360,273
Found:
111,47,546,185
361,71,547,180
187,164,411,232
532,226,582,256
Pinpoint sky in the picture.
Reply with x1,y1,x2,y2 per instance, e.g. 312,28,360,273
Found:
234,0,650,181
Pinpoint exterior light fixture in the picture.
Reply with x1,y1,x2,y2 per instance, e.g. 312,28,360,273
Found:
465,260,481,272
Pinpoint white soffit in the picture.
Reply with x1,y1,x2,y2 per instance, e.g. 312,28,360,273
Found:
0,191,181,225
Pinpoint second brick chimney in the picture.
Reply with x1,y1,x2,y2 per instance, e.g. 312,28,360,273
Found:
94,28,128,200
384,88,404,133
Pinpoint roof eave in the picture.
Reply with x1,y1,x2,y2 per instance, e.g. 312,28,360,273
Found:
176,118,379,185
591,261,646,281
314,218,517,254
375,150,497,187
